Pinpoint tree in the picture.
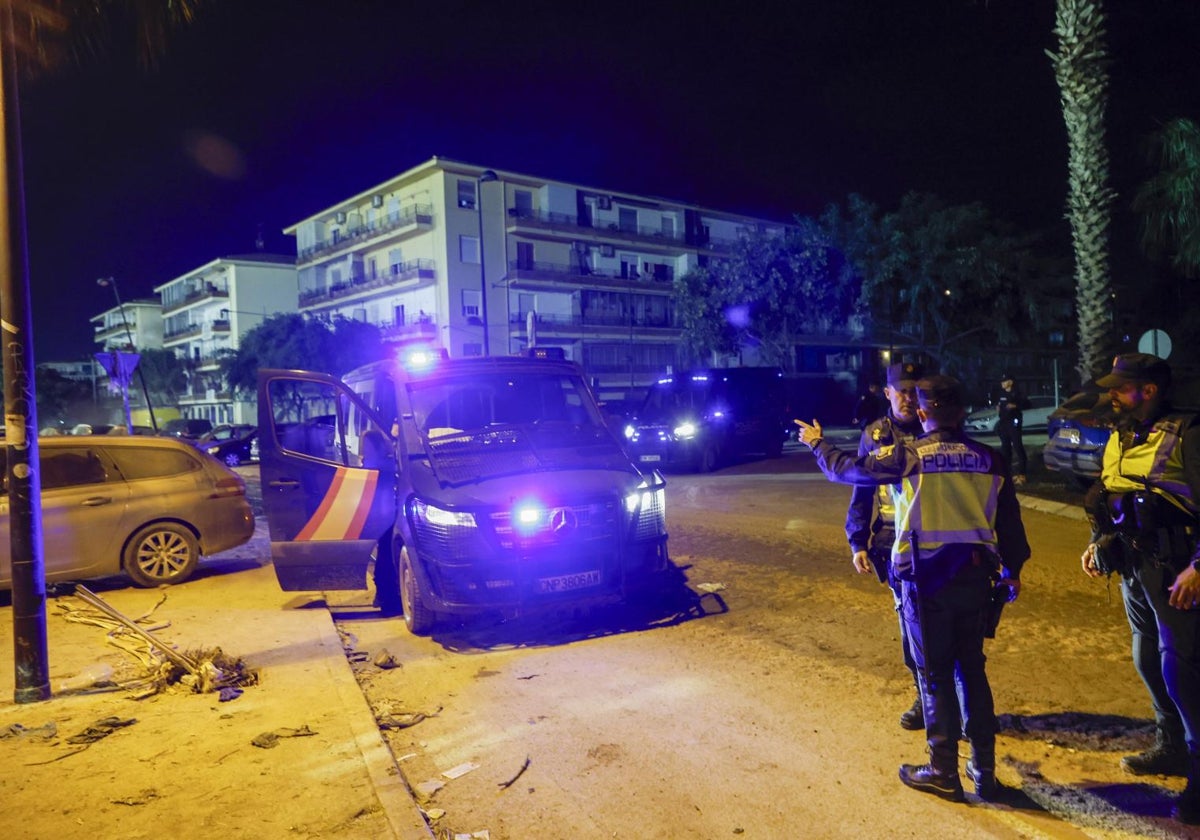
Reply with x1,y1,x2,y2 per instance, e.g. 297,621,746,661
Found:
1,0,203,704
1133,117,1200,280
222,314,385,395
137,346,188,405
672,218,864,372
862,192,1069,375
1048,0,1116,384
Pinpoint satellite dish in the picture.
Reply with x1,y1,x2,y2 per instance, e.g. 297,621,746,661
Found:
1137,329,1172,359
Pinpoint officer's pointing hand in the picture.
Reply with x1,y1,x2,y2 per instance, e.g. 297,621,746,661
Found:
794,418,823,448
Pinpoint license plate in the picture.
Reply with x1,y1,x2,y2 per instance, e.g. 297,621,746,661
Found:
1056,429,1081,444
537,570,601,593
639,454,662,463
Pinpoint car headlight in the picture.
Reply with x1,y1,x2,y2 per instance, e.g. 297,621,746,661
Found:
673,421,698,439
414,499,476,528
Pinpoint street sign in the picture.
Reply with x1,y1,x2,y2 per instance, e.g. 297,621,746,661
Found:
1137,329,1172,359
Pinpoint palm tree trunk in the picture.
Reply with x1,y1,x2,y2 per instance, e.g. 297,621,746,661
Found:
1050,0,1116,384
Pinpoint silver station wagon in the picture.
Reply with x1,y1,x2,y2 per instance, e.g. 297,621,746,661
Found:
0,435,255,589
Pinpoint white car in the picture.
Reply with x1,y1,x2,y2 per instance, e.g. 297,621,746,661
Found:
964,395,1058,434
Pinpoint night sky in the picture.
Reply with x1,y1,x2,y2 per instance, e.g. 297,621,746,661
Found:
15,0,1200,363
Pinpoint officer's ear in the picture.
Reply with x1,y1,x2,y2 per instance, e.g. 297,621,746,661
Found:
916,407,929,423
1142,381,1159,401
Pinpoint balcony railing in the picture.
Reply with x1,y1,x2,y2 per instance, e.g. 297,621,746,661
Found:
162,283,229,315
506,259,674,289
163,323,202,341
297,204,435,263
380,315,438,340
509,311,677,332
299,259,437,306
504,207,745,253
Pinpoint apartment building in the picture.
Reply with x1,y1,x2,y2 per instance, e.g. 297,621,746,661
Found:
91,299,164,352
284,156,791,399
153,254,297,426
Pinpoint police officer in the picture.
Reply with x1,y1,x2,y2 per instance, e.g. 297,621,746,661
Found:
797,375,1030,801
846,361,927,730
996,374,1029,485
1080,353,1200,824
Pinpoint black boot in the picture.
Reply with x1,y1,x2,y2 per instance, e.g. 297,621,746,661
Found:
898,763,964,802
1174,755,1200,825
1122,730,1188,777
899,696,924,731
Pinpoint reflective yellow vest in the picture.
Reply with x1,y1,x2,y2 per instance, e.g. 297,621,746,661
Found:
1101,415,1197,514
891,442,1003,567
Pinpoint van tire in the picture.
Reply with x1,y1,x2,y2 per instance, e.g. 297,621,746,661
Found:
400,546,437,635
124,522,200,587
698,442,720,473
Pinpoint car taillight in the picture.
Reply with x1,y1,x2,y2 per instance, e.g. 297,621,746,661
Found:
209,475,246,498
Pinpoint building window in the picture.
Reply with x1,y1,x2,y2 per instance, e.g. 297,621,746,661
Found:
460,235,481,265
462,289,482,319
619,208,637,233
457,179,476,210
514,190,533,217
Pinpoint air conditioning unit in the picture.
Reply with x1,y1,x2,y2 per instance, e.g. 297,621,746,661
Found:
600,244,615,258
335,211,347,224
597,196,612,210
372,195,384,208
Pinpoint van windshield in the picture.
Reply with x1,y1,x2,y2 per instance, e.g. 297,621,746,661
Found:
639,380,714,423
408,371,601,439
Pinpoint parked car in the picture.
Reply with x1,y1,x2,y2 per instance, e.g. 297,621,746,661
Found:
194,424,258,467
1042,390,1116,486
256,347,671,636
623,367,787,472
964,394,1059,434
0,435,254,589
161,417,214,440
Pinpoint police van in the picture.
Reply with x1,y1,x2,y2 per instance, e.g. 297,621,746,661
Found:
623,366,787,472
256,348,670,635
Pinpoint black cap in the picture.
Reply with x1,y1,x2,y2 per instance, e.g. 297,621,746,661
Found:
916,374,964,409
886,362,924,388
999,373,1013,382
1095,353,1171,389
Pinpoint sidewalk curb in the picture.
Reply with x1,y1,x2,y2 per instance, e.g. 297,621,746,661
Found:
317,610,435,839
1017,494,1087,521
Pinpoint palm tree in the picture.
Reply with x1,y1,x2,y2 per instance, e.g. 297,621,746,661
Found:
1133,117,1200,280
1048,0,1116,385
1,0,203,703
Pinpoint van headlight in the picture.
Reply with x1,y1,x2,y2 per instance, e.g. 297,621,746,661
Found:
413,499,476,529
673,421,698,439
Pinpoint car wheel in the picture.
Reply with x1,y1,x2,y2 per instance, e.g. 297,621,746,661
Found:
223,452,242,468
400,546,437,636
123,522,200,587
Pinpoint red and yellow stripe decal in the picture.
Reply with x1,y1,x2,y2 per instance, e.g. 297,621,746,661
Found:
295,468,380,541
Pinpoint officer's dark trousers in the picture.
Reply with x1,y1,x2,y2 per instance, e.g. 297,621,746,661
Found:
1122,560,1200,754
901,564,996,772
998,419,1027,475
874,547,919,685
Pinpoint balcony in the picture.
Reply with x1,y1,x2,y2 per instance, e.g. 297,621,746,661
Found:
380,314,438,342
509,311,677,335
506,207,693,250
299,259,437,307
297,204,435,263
505,259,673,292
162,282,229,315
163,323,202,342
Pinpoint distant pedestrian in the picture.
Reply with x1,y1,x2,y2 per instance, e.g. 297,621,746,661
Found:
852,382,886,430
996,375,1030,485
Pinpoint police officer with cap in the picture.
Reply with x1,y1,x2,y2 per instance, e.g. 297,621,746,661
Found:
846,361,927,730
1081,352,1200,824
797,375,1030,801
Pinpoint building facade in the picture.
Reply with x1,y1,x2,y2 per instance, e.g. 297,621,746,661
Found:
152,254,297,426
283,157,792,400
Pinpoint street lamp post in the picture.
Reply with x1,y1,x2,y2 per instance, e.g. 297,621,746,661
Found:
97,277,158,431
477,169,498,356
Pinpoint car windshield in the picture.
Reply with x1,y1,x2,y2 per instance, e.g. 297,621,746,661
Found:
406,371,628,485
638,380,713,423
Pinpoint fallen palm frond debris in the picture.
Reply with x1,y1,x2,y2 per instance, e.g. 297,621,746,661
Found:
54,584,259,699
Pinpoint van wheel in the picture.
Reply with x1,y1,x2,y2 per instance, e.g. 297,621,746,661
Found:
698,442,720,473
400,546,437,636
764,433,784,458
124,522,199,587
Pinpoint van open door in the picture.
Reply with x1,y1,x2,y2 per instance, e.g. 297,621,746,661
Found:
256,369,397,592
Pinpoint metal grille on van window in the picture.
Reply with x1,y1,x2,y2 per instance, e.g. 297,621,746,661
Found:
490,500,620,550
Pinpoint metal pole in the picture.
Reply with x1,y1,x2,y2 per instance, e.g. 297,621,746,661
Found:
477,170,498,357
98,277,158,431
0,2,49,703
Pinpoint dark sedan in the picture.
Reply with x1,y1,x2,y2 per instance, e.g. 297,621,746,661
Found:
194,424,258,467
